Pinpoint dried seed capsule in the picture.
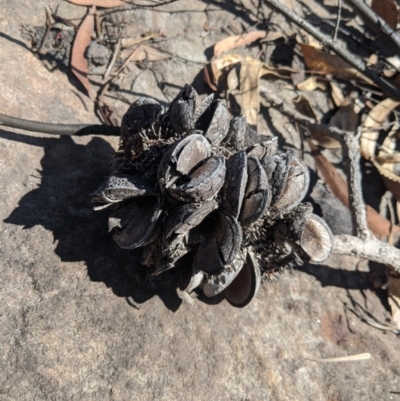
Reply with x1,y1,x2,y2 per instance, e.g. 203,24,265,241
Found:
239,156,271,227
141,239,163,267
111,197,162,249
300,214,333,263
224,251,261,308
91,174,156,204
194,210,242,274
169,84,197,133
246,137,278,159
220,151,248,218
169,155,226,203
269,152,292,205
224,115,246,151
164,199,218,239
158,133,212,194
121,97,162,136
196,99,230,145
153,239,192,275
194,93,214,121
178,253,205,293
202,254,245,298
269,157,310,217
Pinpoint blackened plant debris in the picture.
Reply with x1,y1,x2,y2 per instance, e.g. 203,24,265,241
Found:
92,84,333,308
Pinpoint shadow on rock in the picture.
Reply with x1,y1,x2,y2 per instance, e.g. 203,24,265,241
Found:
2,129,182,311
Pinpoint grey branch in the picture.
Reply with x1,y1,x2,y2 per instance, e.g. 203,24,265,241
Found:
333,235,400,272
344,0,400,54
263,0,400,100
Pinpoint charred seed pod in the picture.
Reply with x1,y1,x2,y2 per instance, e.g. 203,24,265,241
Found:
224,251,261,308
196,99,230,145
92,174,156,204
220,151,248,218
92,84,334,308
300,214,333,263
239,157,270,227
246,137,278,159
202,253,245,298
169,84,197,133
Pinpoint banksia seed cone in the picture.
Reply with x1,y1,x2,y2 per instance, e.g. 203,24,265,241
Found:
92,85,333,307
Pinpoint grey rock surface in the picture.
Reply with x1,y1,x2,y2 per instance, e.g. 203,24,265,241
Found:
0,1,399,400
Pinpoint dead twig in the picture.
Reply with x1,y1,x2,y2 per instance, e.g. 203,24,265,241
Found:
331,0,342,43
333,235,400,272
38,7,54,53
103,36,122,80
344,0,400,54
122,0,180,8
263,0,400,100
0,113,120,136
307,353,371,362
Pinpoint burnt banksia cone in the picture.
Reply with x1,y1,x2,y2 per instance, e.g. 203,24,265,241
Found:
92,84,333,307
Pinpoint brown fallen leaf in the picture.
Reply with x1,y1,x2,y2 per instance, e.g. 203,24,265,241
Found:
300,44,373,83
210,54,292,90
330,82,345,107
296,76,325,91
204,65,218,91
240,57,262,129
329,102,359,134
71,6,95,99
214,31,266,58
387,273,400,329
360,98,400,160
397,200,400,221
66,0,126,7
292,95,341,148
260,31,286,42
210,54,242,87
371,0,399,30
292,95,318,121
307,138,400,238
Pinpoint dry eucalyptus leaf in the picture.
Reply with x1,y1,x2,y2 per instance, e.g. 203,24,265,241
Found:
210,54,242,87
66,0,125,6
292,96,341,148
308,125,341,149
213,31,266,58
296,76,324,91
373,126,400,192
382,176,400,201
397,200,400,221
70,6,96,99
360,98,400,160
330,81,345,107
300,44,372,83
387,275,400,329
329,102,359,133
240,57,262,129
292,95,318,121
261,31,286,42
371,0,399,30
